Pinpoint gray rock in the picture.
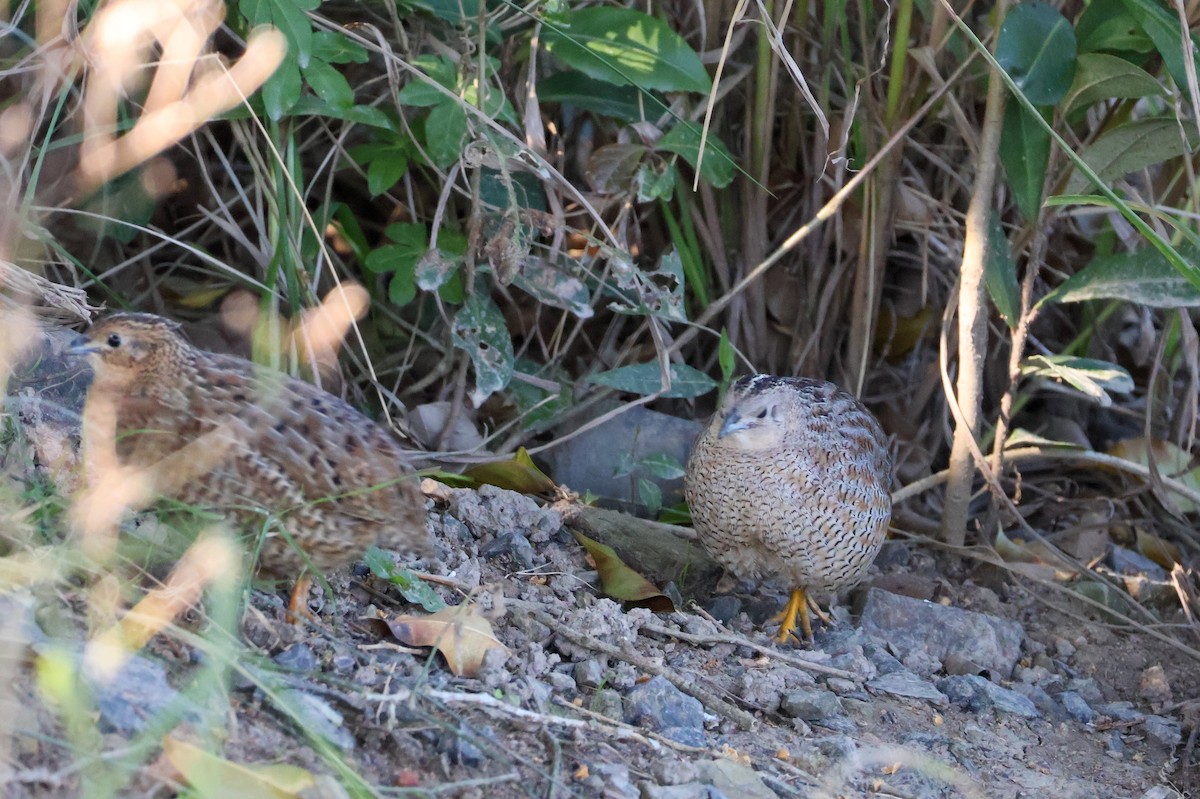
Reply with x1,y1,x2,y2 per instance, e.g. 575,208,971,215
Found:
780,688,844,721
826,677,859,695
867,671,948,705
1144,715,1183,747
858,588,1024,678
936,675,1039,718
591,688,624,722
862,641,905,675
697,759,779,799
1096,701,1143,723
479,531,536,571
640,785,723,799
574,658,606,688
1106,729,1125,758
544,405,701,506
625,676,705,746
1066,677,1104,704
1109,546,1167,579
275,688,356,750
590,763,638,799
1060,691,1095,724
1054,637,1077,659
706,595,742,624
273,643,318,673
91,654,195,735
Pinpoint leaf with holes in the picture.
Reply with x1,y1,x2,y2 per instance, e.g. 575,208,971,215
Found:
452,292,515,406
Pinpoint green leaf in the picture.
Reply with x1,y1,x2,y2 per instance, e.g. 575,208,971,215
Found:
1019,355,1134,406
587,362,717,398
261,61,302,120
656,123,736,189
1119,0,1200,96
287,96,394,127
451,292,515,406
542,7,711,94
1041,246,1200,307
363,546,446,612
717,328,735,396
1077,0,1154,54
312,30,369,64
365,223,427,307
425,102,468,168
302,59,354,109
639,453,686,480
999,99,1050,220
1064,118,1199,194
637,477,663,516
995,2,1077,106
536,71,647,122
1064,53,1167,114
985,213,1020,328
242,0,318,67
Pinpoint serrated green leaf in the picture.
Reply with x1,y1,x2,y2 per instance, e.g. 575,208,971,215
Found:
995,2,1077,106
985,213,1020,328
451,292,515,406
542,7,711,94
1064,53,1167,114
1065,118,1200,195
999,99,1051,220
587,362,716,398
1019,354,1134,406
1041,245,1200,307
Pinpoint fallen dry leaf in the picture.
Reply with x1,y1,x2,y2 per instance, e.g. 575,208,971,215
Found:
162,735,316,799
573,531,675,612
462,447,557,494
385,605,508,677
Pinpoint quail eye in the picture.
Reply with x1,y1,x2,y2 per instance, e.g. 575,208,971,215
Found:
106,334,121,348
755,408,769,419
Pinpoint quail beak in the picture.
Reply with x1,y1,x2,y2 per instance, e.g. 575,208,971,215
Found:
718,409,748,438
67,335,100,356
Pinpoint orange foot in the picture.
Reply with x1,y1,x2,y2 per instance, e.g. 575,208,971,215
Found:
773,586,828,644
286,574,315,623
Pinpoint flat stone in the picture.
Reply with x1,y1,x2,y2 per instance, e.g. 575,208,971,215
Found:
1144,715,1183,747
859,588,1024,678
697,759,779,799
1096,701,1143,723
91,653,196,735
574,658,605,688
936,675,1040,718
867,671,948,706
1060,691,1096,724
625,675,705,747
640,784,722,799
780,688,844,721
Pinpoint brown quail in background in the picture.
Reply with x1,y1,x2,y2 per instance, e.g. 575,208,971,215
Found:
685,374,892,643
71,312,430,612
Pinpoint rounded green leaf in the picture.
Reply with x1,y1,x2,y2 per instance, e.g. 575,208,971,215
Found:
587,362,716,398
995,2,1077,106
542,7,711,94
1064,53,1166,114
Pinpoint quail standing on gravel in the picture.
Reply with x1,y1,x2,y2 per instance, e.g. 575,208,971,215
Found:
71,312,430,612
685,374,892,643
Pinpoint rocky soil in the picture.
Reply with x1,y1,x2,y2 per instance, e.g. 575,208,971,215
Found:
0,332,1197,799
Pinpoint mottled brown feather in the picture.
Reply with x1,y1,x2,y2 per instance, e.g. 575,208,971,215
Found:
74,312,429,577
685,375,892,603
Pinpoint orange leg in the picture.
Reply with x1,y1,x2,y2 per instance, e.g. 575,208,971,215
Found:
286,574,314,622
775,586,812,644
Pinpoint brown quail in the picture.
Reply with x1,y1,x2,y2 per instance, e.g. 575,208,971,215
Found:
70,312,430,612
684,374,892,643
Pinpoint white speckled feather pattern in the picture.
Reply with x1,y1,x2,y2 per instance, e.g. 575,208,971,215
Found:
684,375,892,598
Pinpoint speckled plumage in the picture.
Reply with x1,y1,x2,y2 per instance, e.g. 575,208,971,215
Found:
685,374,892,641
72,312,429,583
